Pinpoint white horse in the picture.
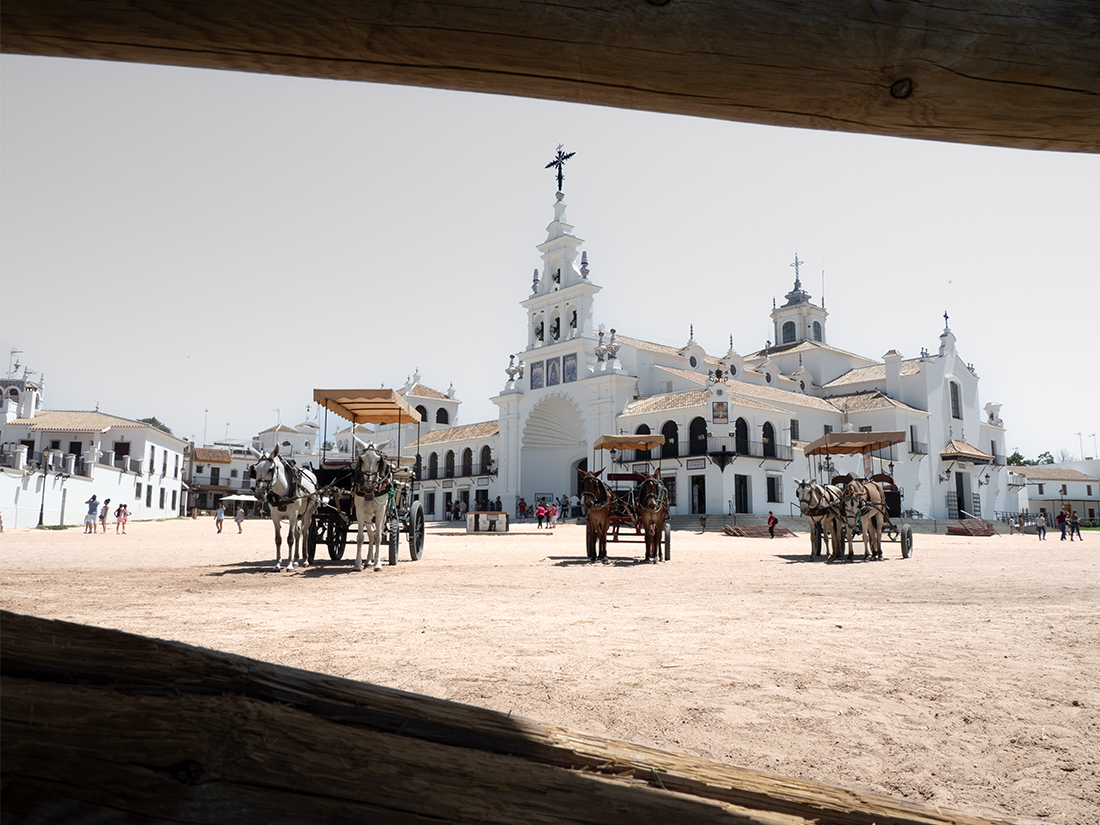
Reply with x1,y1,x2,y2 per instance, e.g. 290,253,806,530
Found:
249,445,318,571
351,437,395,572
842,479,887,560
794,479,845,560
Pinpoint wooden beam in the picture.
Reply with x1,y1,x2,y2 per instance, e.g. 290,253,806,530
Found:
1,1,1098,152
1,611,1014,824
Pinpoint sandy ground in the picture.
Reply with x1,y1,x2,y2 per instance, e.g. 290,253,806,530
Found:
1,517,1097,824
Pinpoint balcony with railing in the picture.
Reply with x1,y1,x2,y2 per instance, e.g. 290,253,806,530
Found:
617,437,793,464
909,440,929,455
190,473,250,489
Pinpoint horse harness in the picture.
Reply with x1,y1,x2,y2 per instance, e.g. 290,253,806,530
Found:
580,474,611,513
354,450,398,510
799,483,844,517
253,456,312,510
637,477,668,514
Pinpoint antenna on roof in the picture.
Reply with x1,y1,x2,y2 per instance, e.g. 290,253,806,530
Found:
821,267,825,309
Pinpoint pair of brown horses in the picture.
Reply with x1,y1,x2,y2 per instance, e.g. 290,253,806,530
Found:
578,467,669,563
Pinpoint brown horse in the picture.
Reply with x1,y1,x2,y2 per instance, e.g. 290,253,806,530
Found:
577,467,611,562
636,468,669,563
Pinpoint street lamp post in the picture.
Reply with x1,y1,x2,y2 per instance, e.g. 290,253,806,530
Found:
36,449,52,527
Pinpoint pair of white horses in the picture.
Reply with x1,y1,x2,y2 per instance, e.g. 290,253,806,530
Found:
248,438,396,573
795,478,887,560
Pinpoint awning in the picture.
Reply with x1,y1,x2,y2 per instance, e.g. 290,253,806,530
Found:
218,493,258,501
594,433,666,452
803,431,906,456
313,389,422,425
939,439,994,463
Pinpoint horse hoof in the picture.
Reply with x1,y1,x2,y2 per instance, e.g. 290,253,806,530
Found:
373,566,382,572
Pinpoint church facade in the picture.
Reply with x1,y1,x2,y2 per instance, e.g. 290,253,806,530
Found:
383,190,1009,523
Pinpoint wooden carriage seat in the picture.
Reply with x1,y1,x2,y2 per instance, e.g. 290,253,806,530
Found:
870,473,898,491
830,474,853,486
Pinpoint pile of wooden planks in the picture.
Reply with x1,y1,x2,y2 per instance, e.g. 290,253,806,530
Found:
1,610,1013,824
946,519,997,537
723,525,796,538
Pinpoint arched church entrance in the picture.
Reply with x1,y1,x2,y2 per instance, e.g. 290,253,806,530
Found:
520,394,588,506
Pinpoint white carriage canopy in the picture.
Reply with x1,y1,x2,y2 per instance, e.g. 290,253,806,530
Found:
802,431,906,456
593,433,666,452
312,389,422,425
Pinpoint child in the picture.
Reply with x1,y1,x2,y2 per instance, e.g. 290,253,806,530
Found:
549,502,558,529
215,504,225,534
115,504,130,534
99,498,111,534
235,505,245,534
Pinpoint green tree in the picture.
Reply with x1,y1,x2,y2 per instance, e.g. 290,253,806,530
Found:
1036,451,1054,465
1006,450,1035,466
138,416,173,436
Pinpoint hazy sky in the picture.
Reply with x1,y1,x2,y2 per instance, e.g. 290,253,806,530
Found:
2,55,1097,460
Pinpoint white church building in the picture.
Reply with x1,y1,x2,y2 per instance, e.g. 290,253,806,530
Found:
372,189,1009,523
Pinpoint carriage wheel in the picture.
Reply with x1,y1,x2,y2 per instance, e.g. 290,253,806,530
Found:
306,520,319,564
328,521,347,561
901,524,913,559
408,501,425,561
663,523,671,561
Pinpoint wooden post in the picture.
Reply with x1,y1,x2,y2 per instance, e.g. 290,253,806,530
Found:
1,1,1097,152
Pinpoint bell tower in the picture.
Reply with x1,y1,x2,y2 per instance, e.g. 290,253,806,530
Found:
770,253,828,346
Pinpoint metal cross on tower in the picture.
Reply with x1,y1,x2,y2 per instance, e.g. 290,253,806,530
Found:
545,144,575,193
790,253,804,289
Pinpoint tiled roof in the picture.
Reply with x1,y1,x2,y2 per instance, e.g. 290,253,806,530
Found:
193,448,232,464
940,440,994,462
620,389,710,417
614,334,684,358
655,365,709,385
1008,466,1099,483
403,383,449,401
745,340,876,365
723,378,839,412
259,424,298,434
4,410,170,435
828,391,923,414
824,359,922,388
408,421,499,448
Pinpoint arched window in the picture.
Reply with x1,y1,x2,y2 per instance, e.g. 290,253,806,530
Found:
762,421,776,458
812,321,822,342
734,418,749,455
782,321,796,344
480,445,493,474
950,381,962,419
461,447,473,476
689,416,708,456
444,450,455,478
661,421,678,459
414,453,423,479
436,408,450,425
634,424,651,461
415,405,428,422
428,452,439,479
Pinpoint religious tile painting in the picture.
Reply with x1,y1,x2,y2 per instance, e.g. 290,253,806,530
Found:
563,353,578,383
547,357,560,386
530,360,544,390
712,401,728,424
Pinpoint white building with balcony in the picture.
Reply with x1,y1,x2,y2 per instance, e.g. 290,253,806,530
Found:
1,378,188,528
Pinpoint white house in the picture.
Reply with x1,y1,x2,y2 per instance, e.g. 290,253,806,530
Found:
1007,465,1099,524
1,377,188,528
360,189,1012,523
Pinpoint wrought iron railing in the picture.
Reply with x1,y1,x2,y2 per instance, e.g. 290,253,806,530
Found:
426,462,496,480
909,440,929,455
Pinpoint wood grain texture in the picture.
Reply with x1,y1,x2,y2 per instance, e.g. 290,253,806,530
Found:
1,1,1098,152
1,611,1015,824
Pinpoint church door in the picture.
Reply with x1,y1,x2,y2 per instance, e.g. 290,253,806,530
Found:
954,472,968,518
734,419,749,455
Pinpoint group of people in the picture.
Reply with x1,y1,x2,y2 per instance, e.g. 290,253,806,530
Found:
1011,511,1084,541
516,494,580,525
83,495,130,534
446,495,506,521
214,503,246,534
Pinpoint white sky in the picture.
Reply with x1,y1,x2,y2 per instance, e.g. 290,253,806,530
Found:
2,55,1098,460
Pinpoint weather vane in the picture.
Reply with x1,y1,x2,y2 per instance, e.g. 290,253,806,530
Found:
545,144,575,193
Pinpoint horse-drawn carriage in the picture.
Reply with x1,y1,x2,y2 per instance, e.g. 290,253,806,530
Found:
578,434,671,563
309,389,426,570
797,431,914,561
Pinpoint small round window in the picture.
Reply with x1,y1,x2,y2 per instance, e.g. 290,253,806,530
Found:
765,373,772,383
729,365,737,376
689,355,698,368
800,380,806,391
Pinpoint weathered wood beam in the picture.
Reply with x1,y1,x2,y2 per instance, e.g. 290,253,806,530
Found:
1,611,1013,824
1,1,1098,152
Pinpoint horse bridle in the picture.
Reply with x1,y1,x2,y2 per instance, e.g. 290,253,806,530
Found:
354,448,393,501
638,476,667,513
580,473,610,512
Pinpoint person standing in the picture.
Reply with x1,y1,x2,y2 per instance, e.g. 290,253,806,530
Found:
570,493,580,518
99,498,111,535
215,503,225,534
1056,510,1067,540
767,510,778,539
1035,513,1046,541
1069,511,1082,541
84,495,99,533
518,498,527,521
115,503,130,534
235,505,245,534
549,501,558,529
536,500,545,529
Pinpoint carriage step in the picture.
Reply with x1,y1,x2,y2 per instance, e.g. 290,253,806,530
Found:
946,518,997,537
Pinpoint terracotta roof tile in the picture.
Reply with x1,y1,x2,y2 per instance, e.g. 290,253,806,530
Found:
403,383,450,401
824,359,922,388
259,424,299,434
193,448,232,464
722,378,839,412
3,410,183,441
620,389,710,417
939,440,994,462
827,390,923,414
408,421,499,448
1008,466,1099,483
